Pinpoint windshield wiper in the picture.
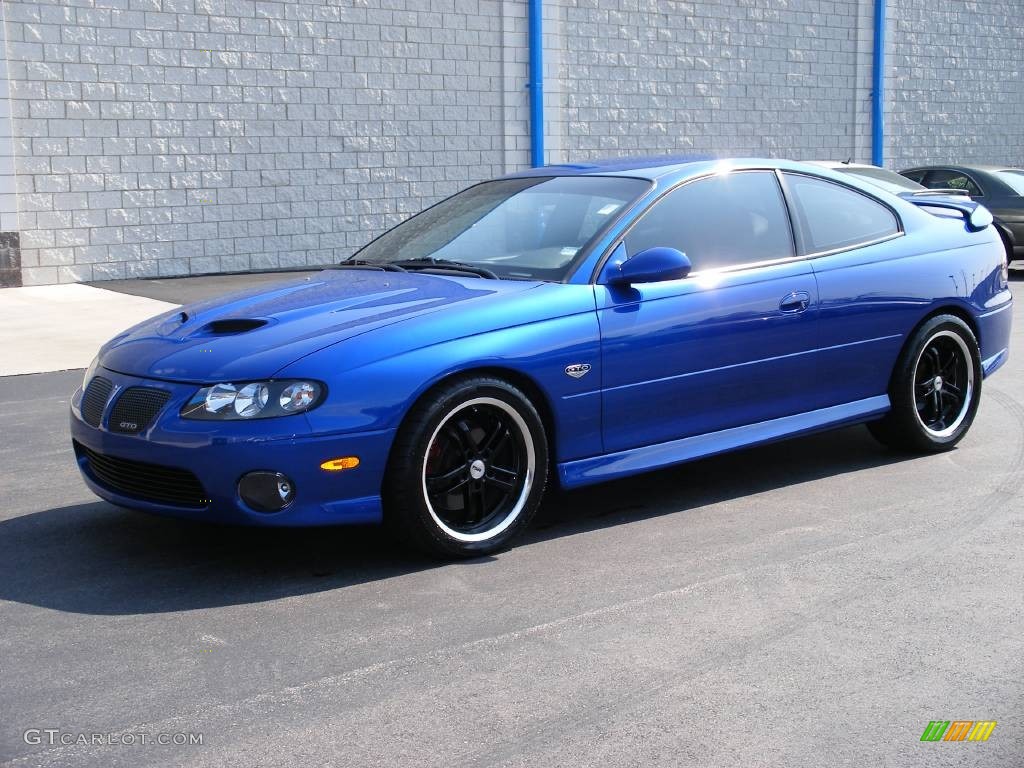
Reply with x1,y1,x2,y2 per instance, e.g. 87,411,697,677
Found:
332,259,408,272
390,258,498,279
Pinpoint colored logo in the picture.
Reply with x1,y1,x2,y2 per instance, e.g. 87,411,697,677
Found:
565,363,591,379
920,721,996,742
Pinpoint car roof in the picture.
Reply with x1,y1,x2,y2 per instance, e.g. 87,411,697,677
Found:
901,163,1023,173
502,155,842,182
502,154,717,180
804,161,888,172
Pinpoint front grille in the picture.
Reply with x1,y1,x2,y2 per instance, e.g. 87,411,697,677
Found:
81,377,113,427
74,441,208,508
109,387,171,434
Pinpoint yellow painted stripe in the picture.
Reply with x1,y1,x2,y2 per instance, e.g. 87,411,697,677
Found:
967,721,997,742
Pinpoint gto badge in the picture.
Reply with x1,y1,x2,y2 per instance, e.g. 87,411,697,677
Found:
564,363,591,379
119,422,138,431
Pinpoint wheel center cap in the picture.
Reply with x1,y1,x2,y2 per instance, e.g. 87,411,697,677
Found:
469,459,486,480
934,375,943,392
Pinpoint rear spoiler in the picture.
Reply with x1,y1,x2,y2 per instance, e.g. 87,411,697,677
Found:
907,188,970,198
903,195,993,232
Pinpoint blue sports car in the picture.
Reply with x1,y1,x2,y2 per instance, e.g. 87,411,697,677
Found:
72,157,1013,557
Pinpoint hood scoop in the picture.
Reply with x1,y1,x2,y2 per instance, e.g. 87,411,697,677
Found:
197,318,270,336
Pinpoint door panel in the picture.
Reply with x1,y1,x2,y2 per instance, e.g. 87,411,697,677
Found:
598,259,819,453
779,171,919,410
809,238,931,409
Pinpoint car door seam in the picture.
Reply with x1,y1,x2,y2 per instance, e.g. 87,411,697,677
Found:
602,334,902,394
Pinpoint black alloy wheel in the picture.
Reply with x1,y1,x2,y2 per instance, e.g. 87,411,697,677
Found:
423,398,531,537
384,376,549,557
867,314,982,452
912,330,974,438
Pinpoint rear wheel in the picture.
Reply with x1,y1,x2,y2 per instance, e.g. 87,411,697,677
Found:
384,376,549,557
867,314,981,452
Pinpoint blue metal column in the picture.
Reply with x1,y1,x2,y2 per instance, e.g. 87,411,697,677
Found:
527,0,544,167
871,0,886,166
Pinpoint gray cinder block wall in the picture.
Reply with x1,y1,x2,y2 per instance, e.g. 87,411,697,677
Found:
0,0,1022,287
550,0,877,160
2,0,528,286
887,0,1024,169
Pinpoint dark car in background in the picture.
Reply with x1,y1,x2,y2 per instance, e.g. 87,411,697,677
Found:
806,161,969,198
806,161,932,196
900,165,1024,265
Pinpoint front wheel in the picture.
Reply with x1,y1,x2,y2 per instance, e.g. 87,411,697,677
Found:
867,314,982,452
384,376,549,558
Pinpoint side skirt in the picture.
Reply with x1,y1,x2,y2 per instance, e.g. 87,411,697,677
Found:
558,395,891,489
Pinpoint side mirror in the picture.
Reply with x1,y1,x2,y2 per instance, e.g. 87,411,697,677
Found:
608,247,692,285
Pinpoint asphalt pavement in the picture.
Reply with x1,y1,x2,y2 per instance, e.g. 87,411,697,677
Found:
1,271,1022,767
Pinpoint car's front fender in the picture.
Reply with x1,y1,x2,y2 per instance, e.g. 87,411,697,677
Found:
278,306,605,464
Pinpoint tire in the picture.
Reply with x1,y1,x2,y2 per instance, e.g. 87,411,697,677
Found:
867,314,982,452
383,376,549,558
998,229,1014,266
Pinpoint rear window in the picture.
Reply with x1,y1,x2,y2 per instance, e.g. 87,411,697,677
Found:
995,170,1024,195
843,166,924,191
923,170,982,196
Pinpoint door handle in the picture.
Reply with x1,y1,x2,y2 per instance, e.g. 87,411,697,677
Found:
779,291,811,313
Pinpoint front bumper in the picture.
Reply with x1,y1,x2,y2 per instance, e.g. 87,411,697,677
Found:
70,368,392,526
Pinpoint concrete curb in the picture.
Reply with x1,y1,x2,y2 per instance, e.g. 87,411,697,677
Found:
0,284,179,377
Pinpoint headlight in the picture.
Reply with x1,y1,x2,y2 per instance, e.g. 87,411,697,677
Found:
181,380,324,420
82,355,99,389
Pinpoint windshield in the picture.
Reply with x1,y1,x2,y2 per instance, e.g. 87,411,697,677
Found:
842,166,924,192
349,176,649,280
995,170,1024,195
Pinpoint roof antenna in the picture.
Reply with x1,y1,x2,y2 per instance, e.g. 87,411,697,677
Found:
843,157,852,165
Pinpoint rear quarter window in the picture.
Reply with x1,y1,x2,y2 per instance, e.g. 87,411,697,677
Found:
783,173,900,254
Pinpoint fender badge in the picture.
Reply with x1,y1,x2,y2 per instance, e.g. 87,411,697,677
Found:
565,363,591,379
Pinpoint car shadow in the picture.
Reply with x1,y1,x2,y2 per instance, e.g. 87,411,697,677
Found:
529,424,903,537
0,425,914,616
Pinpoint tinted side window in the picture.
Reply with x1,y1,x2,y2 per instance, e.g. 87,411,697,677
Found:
923,169,983,197
783,174,899,254
624,171,794,272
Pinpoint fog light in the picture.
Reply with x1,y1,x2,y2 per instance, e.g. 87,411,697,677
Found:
239,471,295,513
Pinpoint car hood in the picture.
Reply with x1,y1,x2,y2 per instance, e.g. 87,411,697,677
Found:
99,270,542,382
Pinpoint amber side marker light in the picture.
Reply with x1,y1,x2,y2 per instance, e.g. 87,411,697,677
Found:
321,457,360,471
